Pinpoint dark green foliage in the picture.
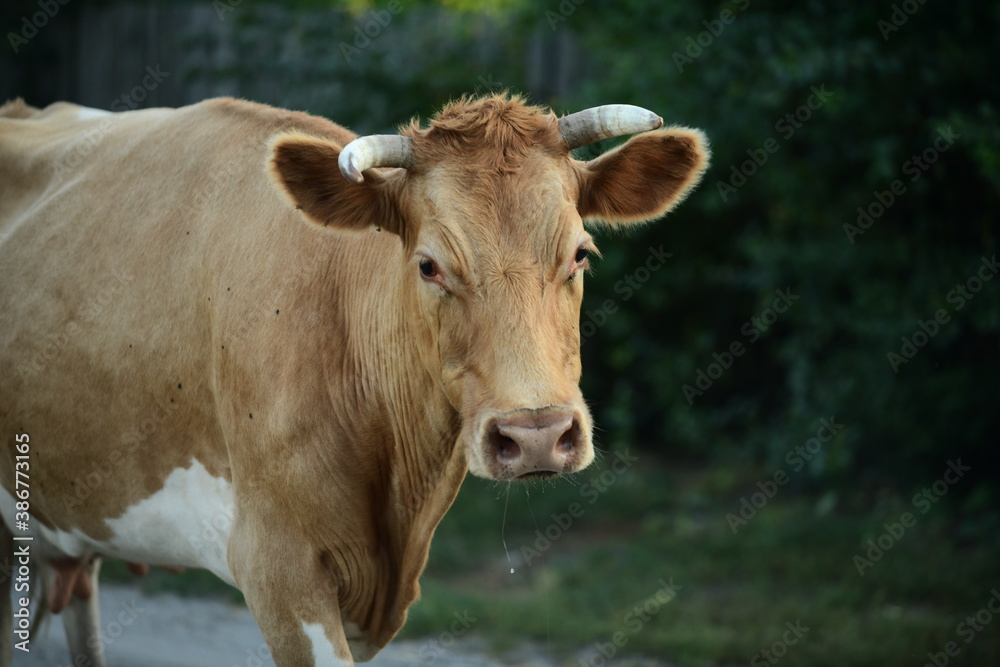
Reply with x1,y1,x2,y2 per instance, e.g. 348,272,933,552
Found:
563,1,1000,504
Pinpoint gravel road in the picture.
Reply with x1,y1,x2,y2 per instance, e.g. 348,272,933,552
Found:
12,584,553,667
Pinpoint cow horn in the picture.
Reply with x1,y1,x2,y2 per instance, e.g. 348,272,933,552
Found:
558,105,664,149
338,135,414,184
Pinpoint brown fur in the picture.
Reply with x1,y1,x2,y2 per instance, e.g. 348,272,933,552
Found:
577,128,711,223
0,94,708,665
403,93,568,174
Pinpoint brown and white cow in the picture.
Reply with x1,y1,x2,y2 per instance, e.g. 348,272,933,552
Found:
0,94,708,665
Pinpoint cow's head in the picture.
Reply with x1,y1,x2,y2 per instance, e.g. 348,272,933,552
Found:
269,95,708,481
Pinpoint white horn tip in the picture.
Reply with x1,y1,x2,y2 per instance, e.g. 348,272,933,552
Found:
559,104,666,149
338,152,365,184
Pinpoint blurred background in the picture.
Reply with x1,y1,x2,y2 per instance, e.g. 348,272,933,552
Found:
3,1,998,665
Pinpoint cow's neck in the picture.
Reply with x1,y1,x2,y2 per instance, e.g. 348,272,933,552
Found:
325,238,468,648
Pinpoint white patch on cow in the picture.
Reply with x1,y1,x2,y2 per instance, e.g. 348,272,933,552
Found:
75,106,111,121
0,460,236,586
103,461,236,584
343,619,378,662
303,622,349,666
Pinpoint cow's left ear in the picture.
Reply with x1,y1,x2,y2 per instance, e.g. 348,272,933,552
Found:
268,131,406,235
576,128,710,225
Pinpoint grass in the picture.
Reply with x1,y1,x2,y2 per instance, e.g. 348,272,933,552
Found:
402,451,1000,666
103,450,1000,666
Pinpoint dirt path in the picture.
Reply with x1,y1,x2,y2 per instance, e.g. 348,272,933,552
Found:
13,584,552,666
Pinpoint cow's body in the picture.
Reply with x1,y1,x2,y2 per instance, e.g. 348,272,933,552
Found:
0,95,708,665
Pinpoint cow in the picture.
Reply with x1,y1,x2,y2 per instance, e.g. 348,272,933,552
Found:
0,93,708,666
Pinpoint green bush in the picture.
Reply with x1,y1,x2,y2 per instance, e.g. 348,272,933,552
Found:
565,2,999,502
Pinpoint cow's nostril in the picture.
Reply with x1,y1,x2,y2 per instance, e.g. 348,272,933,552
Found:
556,420,580,453
496,436,520,462
489,430,522,463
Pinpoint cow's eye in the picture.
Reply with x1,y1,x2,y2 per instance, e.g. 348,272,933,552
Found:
574,247,589,264
419,258,439,279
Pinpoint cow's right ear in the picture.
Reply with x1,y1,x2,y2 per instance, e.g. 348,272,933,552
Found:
575,127,710,225
268,132,406,235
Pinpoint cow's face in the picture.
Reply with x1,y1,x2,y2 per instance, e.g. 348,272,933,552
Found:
270,95,709,481
402,151,594,480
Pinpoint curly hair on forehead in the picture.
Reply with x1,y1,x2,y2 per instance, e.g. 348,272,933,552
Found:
400,93,569,173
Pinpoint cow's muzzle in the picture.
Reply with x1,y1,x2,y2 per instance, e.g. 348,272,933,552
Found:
483,407,587,480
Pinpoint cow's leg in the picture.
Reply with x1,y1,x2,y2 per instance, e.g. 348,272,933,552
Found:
0,520,12,667
60,556,106,667
229,509,355,666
